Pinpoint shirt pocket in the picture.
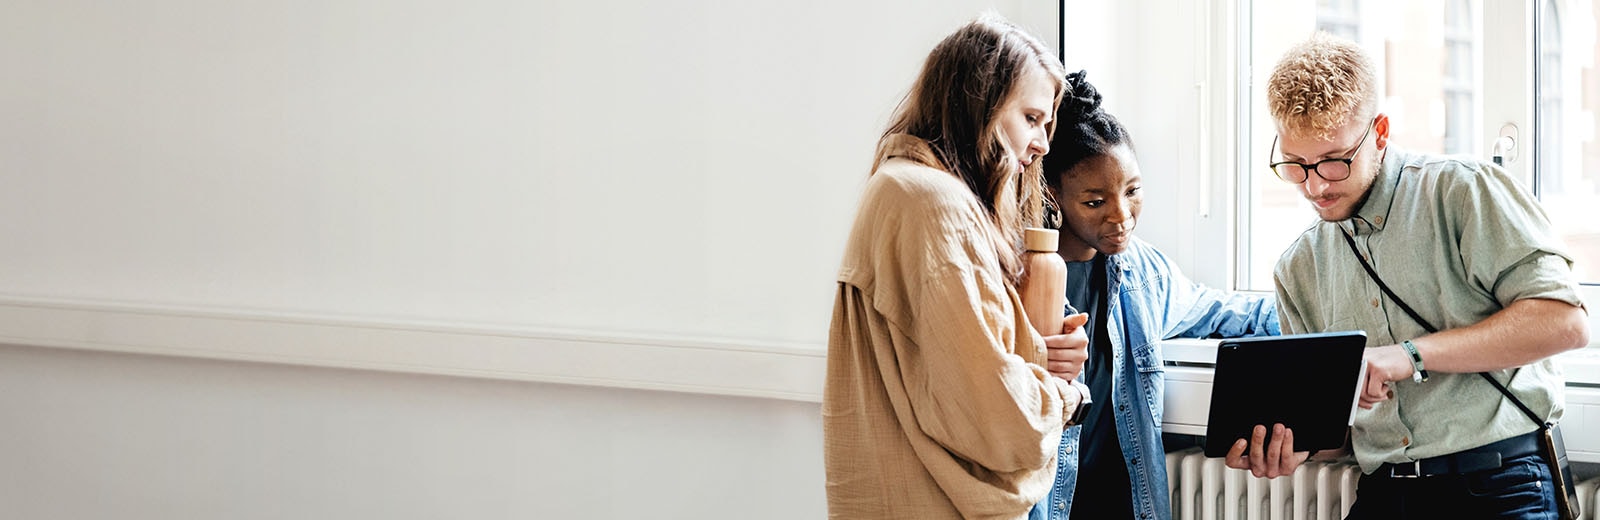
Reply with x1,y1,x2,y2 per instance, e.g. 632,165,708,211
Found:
1132,342,1165,424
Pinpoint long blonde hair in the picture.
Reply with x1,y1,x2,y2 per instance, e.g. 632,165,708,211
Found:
874,13,1066,284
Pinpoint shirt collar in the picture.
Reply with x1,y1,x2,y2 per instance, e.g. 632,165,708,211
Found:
1107,251,1132,272
1344,147,1409,234
874,134,947,172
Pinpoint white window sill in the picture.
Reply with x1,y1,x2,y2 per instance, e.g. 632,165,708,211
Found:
1158,337,1600,463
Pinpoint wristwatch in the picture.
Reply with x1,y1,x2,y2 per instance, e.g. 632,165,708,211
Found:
1402,339,1429,383
1065,378,1093,426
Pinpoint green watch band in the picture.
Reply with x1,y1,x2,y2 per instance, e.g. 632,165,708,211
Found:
1402,339,1429,383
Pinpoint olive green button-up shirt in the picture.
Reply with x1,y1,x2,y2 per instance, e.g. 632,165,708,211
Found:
1272,147,1585,473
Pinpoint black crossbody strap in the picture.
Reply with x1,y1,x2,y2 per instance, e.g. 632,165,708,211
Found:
1339,229,1544,427
1340,231,1440,333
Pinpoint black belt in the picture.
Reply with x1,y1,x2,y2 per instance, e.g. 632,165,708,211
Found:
1375,431,1542,478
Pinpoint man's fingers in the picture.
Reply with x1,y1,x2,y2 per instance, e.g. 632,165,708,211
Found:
1284,428,1309,466
1224,438,1249,470
1265,424,1286,476
1363,374,1388,406
1248,424,1268,478
1282,429,1310,474
1274,425,1302,478
1228,426,1309,479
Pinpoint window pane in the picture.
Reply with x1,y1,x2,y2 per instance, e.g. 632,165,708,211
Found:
1536,0,1600,284
1245,1,1483,290
1443,0,1475,155
1315,0,1361,40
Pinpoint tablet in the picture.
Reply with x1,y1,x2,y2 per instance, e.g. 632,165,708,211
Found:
1202,331,1368,458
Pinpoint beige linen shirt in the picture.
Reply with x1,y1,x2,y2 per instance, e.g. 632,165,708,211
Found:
823,134,1075,519
1273,148,1585,473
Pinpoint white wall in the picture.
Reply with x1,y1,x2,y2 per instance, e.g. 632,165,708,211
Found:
0,0,1078,396
0,343,825,519
0,1,1072,518
0,0,1053,346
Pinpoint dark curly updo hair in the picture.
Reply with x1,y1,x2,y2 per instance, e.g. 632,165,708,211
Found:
1045,70,1133,182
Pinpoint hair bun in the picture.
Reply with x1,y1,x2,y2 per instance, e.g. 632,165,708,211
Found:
1062,70,1103,120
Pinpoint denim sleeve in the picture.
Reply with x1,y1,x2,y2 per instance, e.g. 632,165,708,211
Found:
1145,245,1281,339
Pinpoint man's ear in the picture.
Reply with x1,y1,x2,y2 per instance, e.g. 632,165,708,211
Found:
1373,113,1391,149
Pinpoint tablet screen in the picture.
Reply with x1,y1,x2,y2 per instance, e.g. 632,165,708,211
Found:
1202,331,1368,458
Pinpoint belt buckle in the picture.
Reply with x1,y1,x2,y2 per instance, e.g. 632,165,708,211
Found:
1389,460,1423,479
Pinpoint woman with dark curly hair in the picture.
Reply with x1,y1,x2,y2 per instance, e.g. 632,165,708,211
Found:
1029,71,1280,520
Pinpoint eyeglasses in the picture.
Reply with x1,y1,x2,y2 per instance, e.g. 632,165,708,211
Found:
1267,119,1375,184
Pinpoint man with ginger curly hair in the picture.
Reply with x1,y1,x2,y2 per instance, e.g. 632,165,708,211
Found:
1224,32,1590,519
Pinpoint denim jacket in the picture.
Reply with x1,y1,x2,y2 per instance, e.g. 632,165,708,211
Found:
1030,237,1279,520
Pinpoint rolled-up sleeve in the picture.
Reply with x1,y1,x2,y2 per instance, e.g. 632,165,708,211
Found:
1446,163,1583,309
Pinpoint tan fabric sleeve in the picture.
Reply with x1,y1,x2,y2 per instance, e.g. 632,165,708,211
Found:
894,264,1069,473
867,167,1068,475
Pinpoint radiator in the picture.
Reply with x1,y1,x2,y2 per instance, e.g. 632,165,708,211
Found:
1167,448,1600,520
1580,478,1600,520
1166,448,1359,520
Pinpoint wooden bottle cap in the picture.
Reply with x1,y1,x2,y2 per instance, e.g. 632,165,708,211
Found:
1023,227,1058,252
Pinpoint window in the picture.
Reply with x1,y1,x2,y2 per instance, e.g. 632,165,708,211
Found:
1316,0,1361,41
1243,0,1600,293
1444,0,1477,155
1536,0,1600,284
1538,0,1563,194
1246,2,1475,290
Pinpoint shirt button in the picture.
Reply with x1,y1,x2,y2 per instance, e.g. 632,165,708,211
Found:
1402,436,1410,446
1375,216,1384,225
1132,457,1140,466
1056,501,1067,511
1371,298,1380,308
1065,445,1073,453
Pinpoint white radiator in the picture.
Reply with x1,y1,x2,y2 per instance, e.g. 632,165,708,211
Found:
1167,448,1600,520
1577,477,1600,520
1165,447,1368,520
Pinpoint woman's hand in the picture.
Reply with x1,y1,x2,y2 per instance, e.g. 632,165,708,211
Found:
1044,313,1091,380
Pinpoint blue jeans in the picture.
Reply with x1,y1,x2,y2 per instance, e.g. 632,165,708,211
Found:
1344,453,1559,519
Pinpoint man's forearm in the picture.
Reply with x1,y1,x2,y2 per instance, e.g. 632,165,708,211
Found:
1412,298,1589,373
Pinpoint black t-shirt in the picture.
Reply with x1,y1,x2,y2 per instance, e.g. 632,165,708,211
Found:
1069,253,1135,517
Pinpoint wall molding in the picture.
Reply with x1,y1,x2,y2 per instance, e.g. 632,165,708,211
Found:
0,294,828,403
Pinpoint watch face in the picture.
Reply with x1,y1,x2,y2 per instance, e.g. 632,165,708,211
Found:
1070,401,1091,426
1068,380,1092,425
